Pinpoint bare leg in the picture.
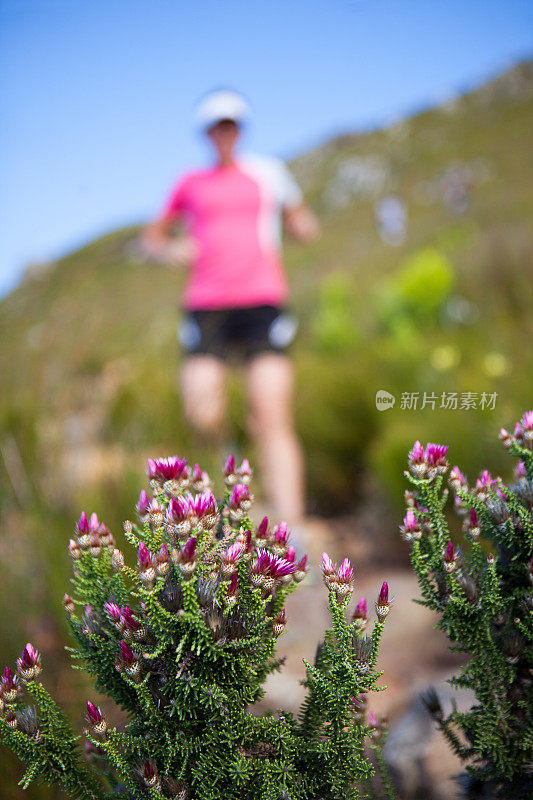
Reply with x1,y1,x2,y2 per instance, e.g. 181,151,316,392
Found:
245,353,305,524
180,356,228,444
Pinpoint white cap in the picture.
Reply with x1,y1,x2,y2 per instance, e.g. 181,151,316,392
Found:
195,89,251,130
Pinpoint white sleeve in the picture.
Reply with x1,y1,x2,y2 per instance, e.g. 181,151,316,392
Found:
276,161,303,209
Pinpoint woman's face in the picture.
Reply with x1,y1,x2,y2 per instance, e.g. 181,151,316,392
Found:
206,119,240,158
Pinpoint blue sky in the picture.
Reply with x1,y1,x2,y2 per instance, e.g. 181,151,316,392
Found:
1,0,532,297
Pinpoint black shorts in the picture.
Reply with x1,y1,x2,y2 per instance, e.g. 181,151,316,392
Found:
177,305,298,361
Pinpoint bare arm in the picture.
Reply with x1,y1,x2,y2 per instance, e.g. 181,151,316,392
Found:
140,216,197,268
282,202,321,244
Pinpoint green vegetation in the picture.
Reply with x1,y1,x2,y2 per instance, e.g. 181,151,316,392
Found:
0,60,532,798
402,412,533,798
1,458,394,799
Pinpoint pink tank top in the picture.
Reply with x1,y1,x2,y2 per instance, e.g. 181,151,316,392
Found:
161,154,302,310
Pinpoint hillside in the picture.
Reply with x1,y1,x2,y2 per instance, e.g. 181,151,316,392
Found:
2,61,532,506
1,59,533,798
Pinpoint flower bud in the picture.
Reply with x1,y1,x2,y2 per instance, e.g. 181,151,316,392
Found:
75,511,93,549
63,594,76,615
255,516,269,547
5,709,17,730
224,572,239,608
223,454,238,486
400,508,422,542
156,543,170,577
443,540,459,573
69,538,82,560
375,582,392,623
352,597,368,632
499,427,513,448
1,666,21,702
335,558,354,600
104,602,124,631
118,641,142,682
141,761,161,790
136,489,150,517
271,522,290,556
16,643,42,682
138,542,156,588
220,541,244,578
178,536,197,578
293,554,308,583
272,608,287,637
97,523,113,548
111,548,125,572
89,533,102,558
463,507,481,540
237,458,252,485
85,701,107,737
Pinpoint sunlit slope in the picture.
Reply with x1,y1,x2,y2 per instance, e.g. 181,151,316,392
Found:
1,61,532,516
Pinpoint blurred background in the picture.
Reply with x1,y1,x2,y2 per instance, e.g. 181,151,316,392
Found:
1,1,532,797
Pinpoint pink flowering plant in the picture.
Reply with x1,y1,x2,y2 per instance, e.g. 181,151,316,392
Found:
403,412,533,799
0,455,394,800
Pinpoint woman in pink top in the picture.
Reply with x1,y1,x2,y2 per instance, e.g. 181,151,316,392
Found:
142,89,320,523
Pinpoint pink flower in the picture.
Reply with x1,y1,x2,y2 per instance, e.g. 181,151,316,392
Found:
251,548,297,584
286,546,296,563
223,455,236,477
138,542,153,570
425,443,449,467
147,456,188,482
521,410,533,431
220,541,244,575
449,466,467,491
337,558,354,584
225,542,244,562
76,511,89,534
229,484,250,509
136,490,150,516
292,553,308,583
238,458,252,482
272,608,287,636
104,603,122,625
119,640,136,666
244,529,253,553
89,513,100,532
375,581,392,623
400,508,422,542
515,460,526,478
85,700,107,735
378,582,388,605
180,536,197,563
353,597,367,619
167,496,189,523
137,543,157,587
443,541,459,572
322,552,335,576
273,522,290,545
16,643,42,681
141,761,160,789
178,536,197,579
228,572,239,596
2,666,19,697
256,516,269,541
408,441,449,478
85,700,104,726
189,491,217,519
